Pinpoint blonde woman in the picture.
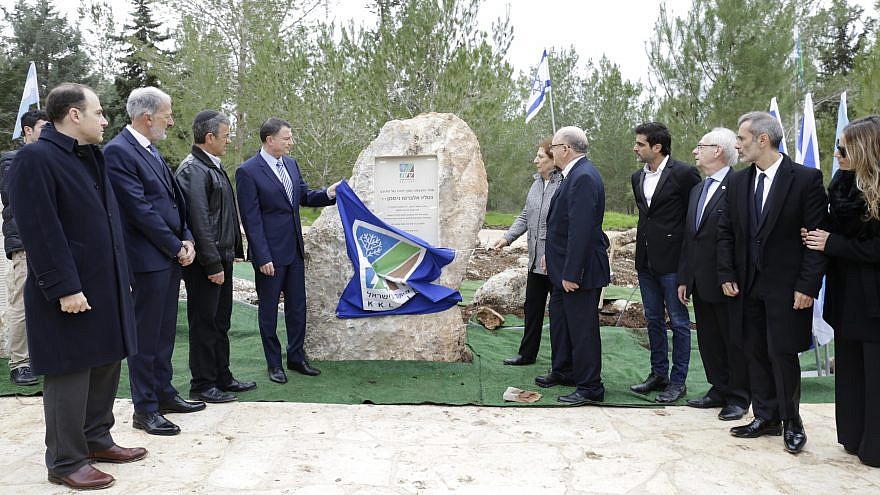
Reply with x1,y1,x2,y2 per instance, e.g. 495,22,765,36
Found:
804,116,880,468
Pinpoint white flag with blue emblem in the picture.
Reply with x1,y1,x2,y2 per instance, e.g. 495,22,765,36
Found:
832,92,849,175
797,93,834,346
768,97,788,155
12,62,39,140
525,50,551,123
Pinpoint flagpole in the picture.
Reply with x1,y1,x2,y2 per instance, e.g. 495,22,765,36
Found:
547,54,557,134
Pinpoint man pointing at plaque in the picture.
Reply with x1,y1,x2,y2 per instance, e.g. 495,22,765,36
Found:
236,117,339,384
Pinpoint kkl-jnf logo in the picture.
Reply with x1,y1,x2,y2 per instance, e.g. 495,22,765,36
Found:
354,220,426,310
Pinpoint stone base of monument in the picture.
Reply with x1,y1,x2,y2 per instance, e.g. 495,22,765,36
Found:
303,113,486,362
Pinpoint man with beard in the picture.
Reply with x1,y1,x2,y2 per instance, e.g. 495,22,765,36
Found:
105,87,204,436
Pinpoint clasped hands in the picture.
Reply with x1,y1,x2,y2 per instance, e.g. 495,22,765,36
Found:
177,240,195,266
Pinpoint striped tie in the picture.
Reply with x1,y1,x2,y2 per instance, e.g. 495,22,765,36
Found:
276,159,294,203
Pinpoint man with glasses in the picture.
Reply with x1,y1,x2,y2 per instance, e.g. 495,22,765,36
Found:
630,122,701,403
676,128,749,421
717,111,826,455
536,126,610,406
176,110,256,404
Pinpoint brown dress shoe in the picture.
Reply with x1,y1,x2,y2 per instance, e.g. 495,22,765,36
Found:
89,444,148,463
48,464,115,490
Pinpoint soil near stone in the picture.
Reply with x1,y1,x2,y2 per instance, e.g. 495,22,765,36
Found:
463,247,648,328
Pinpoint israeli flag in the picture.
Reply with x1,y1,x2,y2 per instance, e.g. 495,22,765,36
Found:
525,50,551,123
768,97,788,155
335,180,461,318
12,62,39,140
798,93,834,346
832,92,848,175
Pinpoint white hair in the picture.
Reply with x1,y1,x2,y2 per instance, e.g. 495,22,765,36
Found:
554,126,589,153
126,87,171,120
703,127,738,167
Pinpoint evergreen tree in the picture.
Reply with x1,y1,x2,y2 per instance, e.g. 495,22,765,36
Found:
0,0,96,148
110,0,169,138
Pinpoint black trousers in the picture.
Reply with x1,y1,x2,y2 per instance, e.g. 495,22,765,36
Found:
548,286,603,395
517,271,552,360
743,294,801,422
43,361,120,476
182,259,234,393
692,287,750,409
835,338,880,466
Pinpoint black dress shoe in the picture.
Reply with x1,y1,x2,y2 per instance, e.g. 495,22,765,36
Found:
656,383,686,403
10,366,38,386
287,361,321,376
557,390,604,405
503,355,536,366
132,411,180,436
686,395,725,408
218,377,257,392
730,417,782,438
630,373,669,394
159,395,206,414
190,386,236,403
534,371,574,388
783,418,807,454
269,367,288,383
718,404,746,421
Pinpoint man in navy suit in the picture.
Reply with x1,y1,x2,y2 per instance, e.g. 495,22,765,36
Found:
630,122,701,404
676,127,749,421
535,126,611,405
236,117,339,384
105,87,205,437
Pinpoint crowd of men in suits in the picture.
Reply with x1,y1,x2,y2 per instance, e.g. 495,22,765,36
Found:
3,83,339,490
0,80,860,489
520,116,826,458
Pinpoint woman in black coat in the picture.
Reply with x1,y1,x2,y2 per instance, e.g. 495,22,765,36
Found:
805,116,880,468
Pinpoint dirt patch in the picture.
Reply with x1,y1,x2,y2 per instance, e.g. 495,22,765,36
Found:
463,246,649,328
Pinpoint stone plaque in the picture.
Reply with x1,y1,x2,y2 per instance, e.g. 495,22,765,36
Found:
373,155,439,245
303,112,487,361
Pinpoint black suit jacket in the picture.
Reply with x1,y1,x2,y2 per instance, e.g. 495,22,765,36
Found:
717,154,827,353
632,157,701,274
545,156,610,290
677,167,731,304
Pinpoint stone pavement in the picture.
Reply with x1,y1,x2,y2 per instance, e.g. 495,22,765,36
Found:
1,397,878,494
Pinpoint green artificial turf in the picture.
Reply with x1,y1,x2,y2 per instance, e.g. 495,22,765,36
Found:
0,301,835,406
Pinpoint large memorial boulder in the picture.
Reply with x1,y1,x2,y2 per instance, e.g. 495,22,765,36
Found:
303,113,487,361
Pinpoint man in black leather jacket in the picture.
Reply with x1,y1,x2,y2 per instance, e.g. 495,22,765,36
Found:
175,110,255,403
0,109,47,386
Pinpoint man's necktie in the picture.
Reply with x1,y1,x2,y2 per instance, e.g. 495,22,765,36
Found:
147,144,172,183
754,172,767,219
276,159,294,203
695,177,715,228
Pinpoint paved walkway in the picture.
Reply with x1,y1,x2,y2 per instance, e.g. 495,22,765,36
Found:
1,398,878,494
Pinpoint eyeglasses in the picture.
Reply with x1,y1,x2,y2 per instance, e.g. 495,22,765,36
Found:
836,144,847,158
695,144,719,150
549,143,568,150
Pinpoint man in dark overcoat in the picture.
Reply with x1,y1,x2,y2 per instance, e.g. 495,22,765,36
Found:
717,111,827,455
9,83,146,490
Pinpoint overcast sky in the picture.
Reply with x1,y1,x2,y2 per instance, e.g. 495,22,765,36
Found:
2,0,878,85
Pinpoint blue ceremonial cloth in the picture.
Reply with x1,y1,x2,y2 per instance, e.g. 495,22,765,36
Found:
335,180,461,318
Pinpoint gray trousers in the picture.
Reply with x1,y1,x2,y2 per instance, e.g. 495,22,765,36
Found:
43,361,120,476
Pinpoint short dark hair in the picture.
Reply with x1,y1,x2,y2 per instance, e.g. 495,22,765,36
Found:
634,122,672,156
192,110,230,144
259,117,291,142
46,83,92,123
21,109,48,130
